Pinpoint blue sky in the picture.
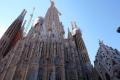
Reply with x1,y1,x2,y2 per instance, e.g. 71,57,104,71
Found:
0,0,120,65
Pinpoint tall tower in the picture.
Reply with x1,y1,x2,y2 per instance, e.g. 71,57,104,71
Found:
71,22,94,80
0,9,26,59
44,1,64,39
71,22,90,64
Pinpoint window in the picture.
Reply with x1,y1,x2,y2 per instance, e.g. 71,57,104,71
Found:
54,56,60,65
98,76,102,80
56,67,61,80
105,73,110,80
48,71,55,80
52,34,54,38
112,60,117,65
37,68,43,80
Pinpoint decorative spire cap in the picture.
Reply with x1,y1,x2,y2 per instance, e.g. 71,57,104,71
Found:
50,0,55,7
20,9,27,17
99,40,105,47
18,9,27,21
71,21,78,30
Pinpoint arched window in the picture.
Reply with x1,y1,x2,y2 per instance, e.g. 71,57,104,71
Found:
86,74,89,80
54,56,60,65
105,73,110,80
48,71,55,80
117,71,120,79
56,67,61,80
115,70,120,79
37,68,43,80
13,70,22,80
98,76,102,80
26,69,37,80
52,34,54,38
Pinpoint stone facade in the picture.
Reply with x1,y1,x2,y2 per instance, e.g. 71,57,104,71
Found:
94,41,120,80
0,1,94,80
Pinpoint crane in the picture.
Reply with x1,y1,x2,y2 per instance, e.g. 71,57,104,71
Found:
24,7,35,35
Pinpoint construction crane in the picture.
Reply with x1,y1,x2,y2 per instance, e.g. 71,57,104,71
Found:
24,7,35,35
21,20,27,37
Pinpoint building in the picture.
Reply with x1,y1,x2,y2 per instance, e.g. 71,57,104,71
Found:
0,9,26,59
0,1,94,80
94,41,120,80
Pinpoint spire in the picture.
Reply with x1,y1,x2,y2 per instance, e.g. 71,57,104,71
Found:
99,40,104,46
44,0,64,39
71,22,74,30
18,9,27,21
99,40,108,51
68,27,70,33
0,9,27,59
68,27,72,38
50,0,55,6
71,21,77,30
71,21,82,36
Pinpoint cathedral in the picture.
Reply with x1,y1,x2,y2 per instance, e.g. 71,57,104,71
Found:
94,41,120,80
0,1,94,80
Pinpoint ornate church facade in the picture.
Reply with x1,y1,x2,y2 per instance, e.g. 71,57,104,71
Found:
94,41,120,80
0,1,94,80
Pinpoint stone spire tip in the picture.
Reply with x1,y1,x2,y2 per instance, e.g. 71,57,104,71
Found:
68,27,70,32
50,0,55,6
99,40,104,45
71,21,78,30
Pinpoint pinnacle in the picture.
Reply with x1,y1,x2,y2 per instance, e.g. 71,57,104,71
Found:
50,0,55,6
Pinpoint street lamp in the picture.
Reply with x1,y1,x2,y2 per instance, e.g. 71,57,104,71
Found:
117,27,120,33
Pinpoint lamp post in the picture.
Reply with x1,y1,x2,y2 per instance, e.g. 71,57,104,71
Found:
117,27,120,33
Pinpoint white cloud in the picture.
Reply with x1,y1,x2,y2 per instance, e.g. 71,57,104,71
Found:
0,25,7,38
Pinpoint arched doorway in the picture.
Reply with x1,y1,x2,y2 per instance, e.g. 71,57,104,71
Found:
98,76,102,80
105,73,110,80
